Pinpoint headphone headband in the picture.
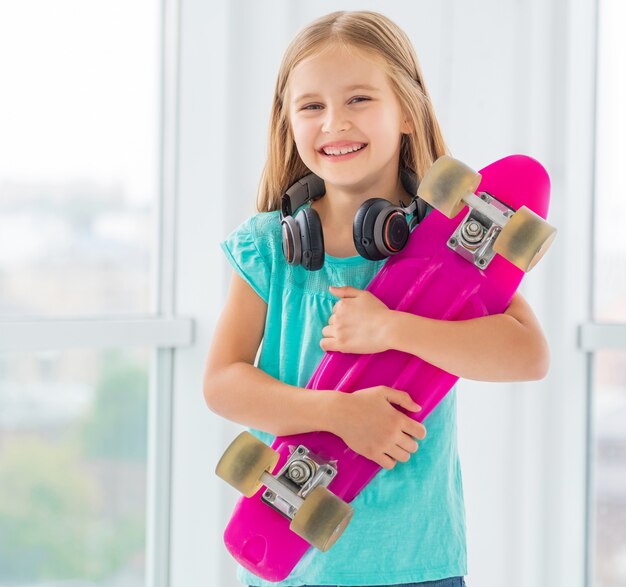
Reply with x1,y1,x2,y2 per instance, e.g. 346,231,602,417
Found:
280,174,326,219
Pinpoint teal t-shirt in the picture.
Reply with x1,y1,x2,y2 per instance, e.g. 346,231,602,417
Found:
220,210,467,587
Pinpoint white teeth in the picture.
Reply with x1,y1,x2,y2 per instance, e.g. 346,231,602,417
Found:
322,144,365,156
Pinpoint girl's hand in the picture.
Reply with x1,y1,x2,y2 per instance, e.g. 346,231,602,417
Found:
331,386,427,470
320,286,392,354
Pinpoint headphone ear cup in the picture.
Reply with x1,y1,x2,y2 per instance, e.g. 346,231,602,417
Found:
296,207,325,271
281,215,301,265
353,198,394,260
375,208,409,255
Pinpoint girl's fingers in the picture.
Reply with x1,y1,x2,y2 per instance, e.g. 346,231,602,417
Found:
409,421,427,441
379,454,397,470
320,337,337,352
386,445,411,463
398,432,419,454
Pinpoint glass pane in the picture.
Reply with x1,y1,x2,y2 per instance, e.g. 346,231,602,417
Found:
0,348,150,586
594,0,626,322
0,1,160,317
592,351,626,587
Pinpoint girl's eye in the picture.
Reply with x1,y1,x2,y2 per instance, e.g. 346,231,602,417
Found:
350,96,370,104
301,104,322,111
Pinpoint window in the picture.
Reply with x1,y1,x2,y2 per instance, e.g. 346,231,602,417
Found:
0,2,189,586
590,0,626,584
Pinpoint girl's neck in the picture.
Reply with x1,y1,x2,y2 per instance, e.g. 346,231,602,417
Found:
310,173,413,258
312,175,411,229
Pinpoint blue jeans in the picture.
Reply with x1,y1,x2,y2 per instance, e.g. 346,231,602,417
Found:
250,578,467,587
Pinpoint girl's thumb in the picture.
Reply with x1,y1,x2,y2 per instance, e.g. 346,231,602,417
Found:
329,285,359,298
387,389,421,412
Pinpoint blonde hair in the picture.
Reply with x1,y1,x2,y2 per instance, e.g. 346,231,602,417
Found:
256,10,449,212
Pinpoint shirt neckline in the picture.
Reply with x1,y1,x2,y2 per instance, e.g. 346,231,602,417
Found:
324,252,374,265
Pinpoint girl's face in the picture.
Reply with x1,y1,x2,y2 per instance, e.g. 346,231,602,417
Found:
287,43,410,196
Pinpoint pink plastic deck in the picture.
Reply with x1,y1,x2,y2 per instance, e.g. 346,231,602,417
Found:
222,155,551,582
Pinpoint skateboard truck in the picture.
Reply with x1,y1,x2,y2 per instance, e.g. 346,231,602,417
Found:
216,431,354,551
261,445,337,521
447,191,514,269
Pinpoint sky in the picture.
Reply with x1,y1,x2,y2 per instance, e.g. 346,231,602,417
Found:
0,0,160,203
594,0,626,253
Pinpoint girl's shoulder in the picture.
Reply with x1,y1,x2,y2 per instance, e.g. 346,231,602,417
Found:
241,210,281,242
220,211,283,304
223,210,283,266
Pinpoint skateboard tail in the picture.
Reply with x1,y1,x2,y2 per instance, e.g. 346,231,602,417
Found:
224,489,309,582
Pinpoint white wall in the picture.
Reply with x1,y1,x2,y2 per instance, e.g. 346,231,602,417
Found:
170,1,596,586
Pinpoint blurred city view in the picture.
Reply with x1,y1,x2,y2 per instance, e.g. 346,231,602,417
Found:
0,349,150,586
0,180,153,318
593,352,626,587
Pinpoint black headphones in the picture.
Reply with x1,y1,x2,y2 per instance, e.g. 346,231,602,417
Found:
279,169,429,271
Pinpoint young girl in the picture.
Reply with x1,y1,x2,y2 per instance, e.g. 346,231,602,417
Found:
204,10,549,587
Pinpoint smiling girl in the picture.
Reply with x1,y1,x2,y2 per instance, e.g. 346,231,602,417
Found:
204,10,549,587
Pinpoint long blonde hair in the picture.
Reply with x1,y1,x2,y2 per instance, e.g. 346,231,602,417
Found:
257,10,449,212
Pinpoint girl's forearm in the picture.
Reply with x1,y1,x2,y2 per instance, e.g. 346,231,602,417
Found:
385,310,549,382
204,362,341,437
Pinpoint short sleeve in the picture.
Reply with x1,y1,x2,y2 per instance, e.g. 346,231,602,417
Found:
220,216,272,303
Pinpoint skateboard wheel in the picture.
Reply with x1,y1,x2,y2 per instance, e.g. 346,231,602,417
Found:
417,155,482,218
493,205,557,272
215,431,280,497
290,486,354,552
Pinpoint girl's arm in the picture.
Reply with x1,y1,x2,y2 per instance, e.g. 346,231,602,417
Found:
321,287,550,382
203,271,339,437
386,292,550,381
205,272,426,469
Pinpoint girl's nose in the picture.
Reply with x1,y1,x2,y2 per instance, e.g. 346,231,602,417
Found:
321,107,350,134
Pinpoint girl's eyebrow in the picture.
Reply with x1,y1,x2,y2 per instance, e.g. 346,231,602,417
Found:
293,84,381,103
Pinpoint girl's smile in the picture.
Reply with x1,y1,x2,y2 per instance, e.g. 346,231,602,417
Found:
318,140,368,161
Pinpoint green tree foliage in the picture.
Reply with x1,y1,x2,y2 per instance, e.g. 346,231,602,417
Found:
0,353,148,583
81,352,149,461
0,439,98,580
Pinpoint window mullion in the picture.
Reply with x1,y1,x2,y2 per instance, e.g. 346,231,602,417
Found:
0,317,193,352
579,322,626,351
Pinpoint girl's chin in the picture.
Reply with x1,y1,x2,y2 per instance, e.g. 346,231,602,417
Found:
313,156,369,179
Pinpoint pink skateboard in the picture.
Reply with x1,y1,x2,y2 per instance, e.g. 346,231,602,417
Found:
216,155,556,582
